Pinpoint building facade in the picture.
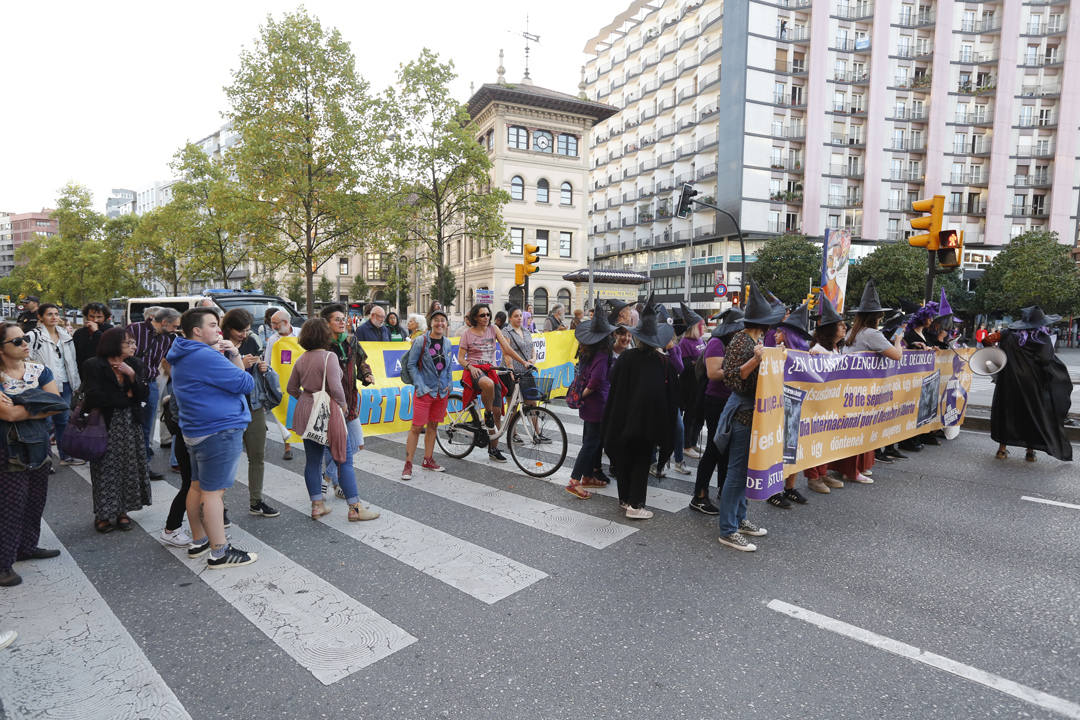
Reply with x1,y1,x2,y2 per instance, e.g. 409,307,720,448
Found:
9,211,58,254
105,189,137,218
584,0,1080,305
0,214,14,277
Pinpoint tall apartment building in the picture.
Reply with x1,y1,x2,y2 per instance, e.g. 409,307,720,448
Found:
585,0,1080,305
105,189,137,218
0,214,14,277
9,211,58,253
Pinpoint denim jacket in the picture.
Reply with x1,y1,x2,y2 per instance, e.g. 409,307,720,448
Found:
406,333,453,399
247,365,281,411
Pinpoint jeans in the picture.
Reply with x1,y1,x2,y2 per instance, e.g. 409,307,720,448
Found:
570,420,604,481
305,439,359,504
141,380,160,460
188,428,244,492
694,394,729,498
322,418,364,485
53,382,73,460
717,419,752,535
243,407,267,506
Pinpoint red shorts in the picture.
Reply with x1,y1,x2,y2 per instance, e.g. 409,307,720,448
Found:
413,393,449,427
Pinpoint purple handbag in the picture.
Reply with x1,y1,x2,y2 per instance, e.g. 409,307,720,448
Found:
60,404,108,461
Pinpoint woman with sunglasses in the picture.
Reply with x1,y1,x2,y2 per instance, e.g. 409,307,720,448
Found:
78,327,152,533
0,323,65,586
26,303,82,466
457,303,532,463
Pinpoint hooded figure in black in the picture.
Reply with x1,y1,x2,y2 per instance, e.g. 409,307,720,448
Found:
989,306,1073,462
602,297,679,518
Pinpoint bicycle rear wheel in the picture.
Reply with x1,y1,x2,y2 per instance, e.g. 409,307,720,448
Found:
435,394,480,459
507,406,567,477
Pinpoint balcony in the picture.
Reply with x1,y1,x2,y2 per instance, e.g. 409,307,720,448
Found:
834,2,873,20
1015,143,1055,158
888,138,926,152
1009,206,1050,218
833,70,871,84
770,190,804,204
957,79,997,96
768,219,803,234
946,202,986,216
774,124,807,140
1025,21,1065,36
947,172,989,187
700,68,721,90
896,11,934,28
1013,173,1051,188
695,163,718,180
888,170,924,182
770,159,804,173
826,194,864,208
895,43,933,59
1018,114,1056,128
1018,84,1061,97
1020,53,1063,67
774,92,807,108
959,18,1002,33
777,27,810,42
832,102,867,115
834,37,872,52
827,163,864,178
954,112,993,126
894,74,933,90
890,107,928,121
956,51,998,64
951,140,992,155
828,133,865,147
775,60,808,75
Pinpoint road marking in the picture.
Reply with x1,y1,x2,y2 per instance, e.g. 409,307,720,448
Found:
350,450,637,549
242,461,547,604
768,599,1080,719
1022,495,1080,511
71,467,417,685
372,432,693,513
0,521,192,719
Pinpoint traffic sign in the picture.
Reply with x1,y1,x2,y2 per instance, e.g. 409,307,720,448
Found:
714,283,728,297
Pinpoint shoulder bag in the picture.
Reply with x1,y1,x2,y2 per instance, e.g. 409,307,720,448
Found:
61,387,108,461
301,353,342,446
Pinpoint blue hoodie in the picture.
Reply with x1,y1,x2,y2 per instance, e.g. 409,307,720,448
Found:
166,337,254,437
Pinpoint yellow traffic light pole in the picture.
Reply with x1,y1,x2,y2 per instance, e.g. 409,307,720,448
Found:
908,195,945,303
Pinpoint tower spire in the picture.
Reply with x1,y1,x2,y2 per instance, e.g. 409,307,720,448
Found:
521,15,539,85
497,48,506,84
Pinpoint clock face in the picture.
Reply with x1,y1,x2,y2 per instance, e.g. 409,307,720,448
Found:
534,133,551,150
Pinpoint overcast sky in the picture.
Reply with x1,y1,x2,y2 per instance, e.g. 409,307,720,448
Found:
1,0,624,214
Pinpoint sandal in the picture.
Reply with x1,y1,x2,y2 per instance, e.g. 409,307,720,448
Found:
995,448,1009,460
95,519,114,534
565,482,592,499
579,476,609,488
116,515,133,531
348,503,380,522
311,501,331,520
1025,449,1036,462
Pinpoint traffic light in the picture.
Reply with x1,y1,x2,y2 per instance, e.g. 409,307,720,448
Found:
937,229,963,268
523,244,540,277
514,263,525,286
908,195,945,249
676,183,698,218
805,292,817,310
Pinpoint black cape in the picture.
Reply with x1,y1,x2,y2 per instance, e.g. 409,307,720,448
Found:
990,331,1073,461
602,347,679,460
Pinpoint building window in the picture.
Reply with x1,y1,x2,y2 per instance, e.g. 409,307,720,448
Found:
366,253,387,281
535,229,549,256
536,178,549,203
557,134,578,156
559,231,572,258
533,130,553,152
533,287,549,315
560,182,573,205
557,288,572,308
510,227,523,254
339,258,349,275
485,129,494,150
508,125,528,150
510,175,524,201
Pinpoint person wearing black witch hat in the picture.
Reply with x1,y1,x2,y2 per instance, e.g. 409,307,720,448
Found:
565,311,617,499
715,280,782,551
602,296,679,519
676,302,708,463
689,307,744,515
987,306,1072,463
804,294,848,494
766,300,815,509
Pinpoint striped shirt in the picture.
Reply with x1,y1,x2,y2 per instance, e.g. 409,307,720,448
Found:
126,320,175,382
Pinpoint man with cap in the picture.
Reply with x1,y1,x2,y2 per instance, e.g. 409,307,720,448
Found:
602,297,679,519
17,297,39,333
986,306,1073,463
565,310,616,498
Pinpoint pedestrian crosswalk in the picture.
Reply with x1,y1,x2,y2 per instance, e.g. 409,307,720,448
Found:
4,403,706,718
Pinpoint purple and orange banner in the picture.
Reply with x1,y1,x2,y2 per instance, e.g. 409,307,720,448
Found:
820,227,852,313
745,348,975,500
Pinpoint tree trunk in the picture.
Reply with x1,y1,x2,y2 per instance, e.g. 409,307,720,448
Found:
305,262,315,317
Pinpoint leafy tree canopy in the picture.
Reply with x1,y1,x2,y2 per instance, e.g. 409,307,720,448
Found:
748,234,821,305
974,230,1080,316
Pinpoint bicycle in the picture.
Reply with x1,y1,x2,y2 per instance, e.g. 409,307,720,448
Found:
435,368,568,477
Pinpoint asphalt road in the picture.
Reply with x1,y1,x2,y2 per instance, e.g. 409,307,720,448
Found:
2,406,1078,720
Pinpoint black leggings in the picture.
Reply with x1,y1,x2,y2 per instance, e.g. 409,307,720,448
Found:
693,394,729,498
164,423,192,532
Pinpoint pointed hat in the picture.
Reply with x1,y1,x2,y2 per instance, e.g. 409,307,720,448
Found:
816,293,843,327
850,278,892,313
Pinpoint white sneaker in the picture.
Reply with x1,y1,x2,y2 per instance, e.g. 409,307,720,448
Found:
649,463,665,479
672,461,691,475
848,473,874,484
0,630,16,650
160,527,193,547
683,447,701,459
625,506,654,520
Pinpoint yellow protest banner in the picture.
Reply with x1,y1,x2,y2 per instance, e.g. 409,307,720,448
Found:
268,331,579,438
745,348,974,500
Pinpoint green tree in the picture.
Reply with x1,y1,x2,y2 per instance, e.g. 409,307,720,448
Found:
224,9,388,316
286,275,305,306
128,205,203,295
384,260,411,313
349,274,370,301
315,275,334,303
262,276,280,296
748,234,821,304
383,49,509,311
974,230,1080,316
847,242,928,308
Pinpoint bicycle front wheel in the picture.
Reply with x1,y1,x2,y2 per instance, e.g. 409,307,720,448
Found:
507,406,567,477
435,394,480,459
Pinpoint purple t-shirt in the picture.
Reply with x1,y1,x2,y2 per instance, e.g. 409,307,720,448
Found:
578,350,611,423
703,337,730,400
677,336,705,363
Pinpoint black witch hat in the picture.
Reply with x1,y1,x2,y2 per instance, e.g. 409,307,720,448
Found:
629,295,673,349
575,306,616,345
816,293,843,327
711,307,745,340
606,298,630,325
1009,306,1062,330
743,279,786,325
679,302,704,329
779,301,812,339
850,278,892,314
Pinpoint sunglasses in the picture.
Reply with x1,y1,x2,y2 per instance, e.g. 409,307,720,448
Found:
2,336,29,347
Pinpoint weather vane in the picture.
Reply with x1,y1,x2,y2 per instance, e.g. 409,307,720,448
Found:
521,15,540,81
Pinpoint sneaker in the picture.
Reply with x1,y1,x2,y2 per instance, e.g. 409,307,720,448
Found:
923,435,940,446
885,446,908,460
0,629,16,649
783,488,808,505
148,470,165,480
862,469,873,477
223,509,232,529
683,447,701,459
853,473,874,484
649,463,665,479
511,434,523,444
249,501,280,518
421,457,444,472
689,496,720,515
766,493,791,509
718,532,756,552
348,504,380,521
619,501,630,510
207,546,258,569
625,506,654,520
738,519,768,537
537,434,553,444
59,457,85,466
672,461,691,476
187,540,211,558
401,461,413,480
488,447,508,463
160,527,193,547
874,449,894,463
822,476,844,489
807,478,830,494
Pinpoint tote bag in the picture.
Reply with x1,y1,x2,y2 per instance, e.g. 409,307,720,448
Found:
302,353,340,446
61,402,108,461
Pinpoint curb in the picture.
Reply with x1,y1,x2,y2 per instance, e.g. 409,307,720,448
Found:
963,410,1080,442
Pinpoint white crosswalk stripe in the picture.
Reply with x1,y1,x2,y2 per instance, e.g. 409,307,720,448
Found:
71,466,418,685
0,521,192,720
244,461,548,604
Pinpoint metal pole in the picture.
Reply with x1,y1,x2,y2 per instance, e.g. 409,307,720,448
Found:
925,250,936,304
693,198,746,296
683,230,692,303
587,246,595,311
